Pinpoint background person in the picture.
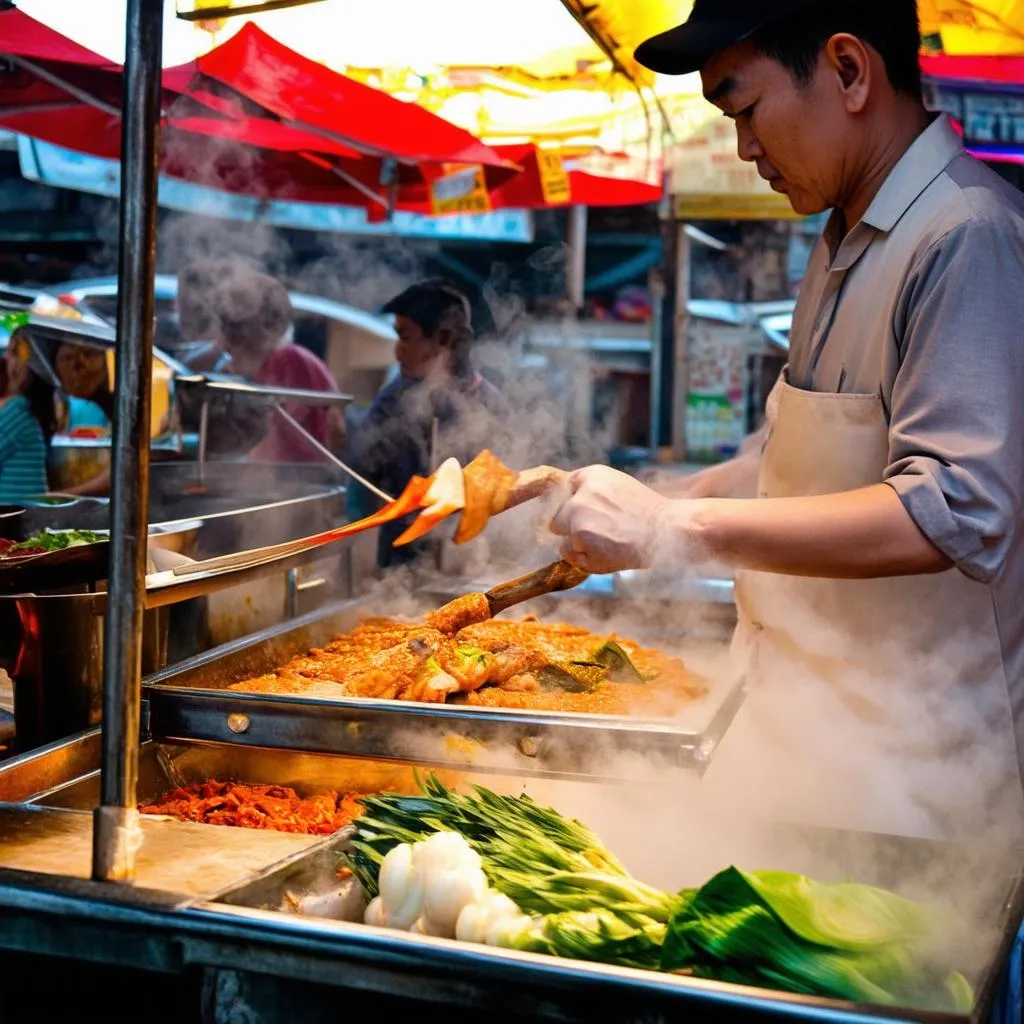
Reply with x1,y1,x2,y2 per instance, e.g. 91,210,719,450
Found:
349,279,508,571
0,338,57,503
214,267,346,463
54,341,113,433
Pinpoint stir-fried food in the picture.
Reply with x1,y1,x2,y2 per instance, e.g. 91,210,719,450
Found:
139,780,365,835
230,615,706,713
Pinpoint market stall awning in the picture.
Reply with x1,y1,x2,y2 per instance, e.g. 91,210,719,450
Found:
0,9,519,215
490,144,662,209
920,0,1024,56
921,52,1024,84
169,22,511,169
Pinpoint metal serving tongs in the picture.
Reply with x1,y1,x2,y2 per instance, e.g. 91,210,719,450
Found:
160,451,566,584
426,560,591,634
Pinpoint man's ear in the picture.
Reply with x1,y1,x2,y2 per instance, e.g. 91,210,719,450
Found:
435,328,455,351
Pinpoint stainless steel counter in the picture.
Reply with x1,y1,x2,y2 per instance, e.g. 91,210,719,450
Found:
0,730,1019,1023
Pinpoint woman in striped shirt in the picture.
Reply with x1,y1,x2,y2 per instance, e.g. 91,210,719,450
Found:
0,340,57,503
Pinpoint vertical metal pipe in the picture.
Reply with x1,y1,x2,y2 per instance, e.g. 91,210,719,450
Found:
197,399,209,487
671,225,692,462
566,206,588,312
92,0,164,883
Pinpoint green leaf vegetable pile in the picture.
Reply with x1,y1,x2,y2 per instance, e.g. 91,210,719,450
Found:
348,776,972,1012
13,529,106,553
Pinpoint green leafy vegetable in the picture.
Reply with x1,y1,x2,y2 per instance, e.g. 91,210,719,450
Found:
538,661,608,693
1,312,29,333
592,640,648,683
661,868,972,1013
501,908,668,971
349,778,973,1012
12,529,106,553
348,775,679,926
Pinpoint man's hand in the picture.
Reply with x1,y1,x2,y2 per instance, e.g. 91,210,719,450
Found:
550,465,672,574
550,468,950,581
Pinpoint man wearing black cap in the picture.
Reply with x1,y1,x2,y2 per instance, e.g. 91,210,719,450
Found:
552,1,1024,841
350,279,506,569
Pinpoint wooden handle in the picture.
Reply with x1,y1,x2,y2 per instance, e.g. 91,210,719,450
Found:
494,465,567,514
485,559,590,616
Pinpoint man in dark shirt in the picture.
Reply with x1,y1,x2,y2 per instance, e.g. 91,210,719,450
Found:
350,280,507,569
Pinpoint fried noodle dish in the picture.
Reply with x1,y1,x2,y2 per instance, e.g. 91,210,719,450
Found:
229,612,706,715
139,781,365,835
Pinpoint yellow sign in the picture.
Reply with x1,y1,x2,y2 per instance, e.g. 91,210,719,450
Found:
430,165,491,216
537,150,571,205
674,193,801,221
670,118,801,221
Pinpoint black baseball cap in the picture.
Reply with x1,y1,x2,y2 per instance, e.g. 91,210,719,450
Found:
635,0,816,76
382,280,471,337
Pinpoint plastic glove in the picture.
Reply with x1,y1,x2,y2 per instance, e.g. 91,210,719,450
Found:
549,465,671,575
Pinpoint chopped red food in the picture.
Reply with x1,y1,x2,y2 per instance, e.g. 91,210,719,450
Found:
139,780,366,835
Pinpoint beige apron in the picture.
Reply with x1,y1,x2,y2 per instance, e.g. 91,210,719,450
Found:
705,377,1024,841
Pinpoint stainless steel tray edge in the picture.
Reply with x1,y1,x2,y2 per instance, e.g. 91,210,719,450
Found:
143,600,746,779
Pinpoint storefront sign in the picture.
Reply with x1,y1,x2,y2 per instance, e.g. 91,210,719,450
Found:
669,118,800,221
931,86,1024,146
429,165,491,216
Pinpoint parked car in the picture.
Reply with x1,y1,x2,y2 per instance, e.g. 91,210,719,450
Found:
50,275,398,404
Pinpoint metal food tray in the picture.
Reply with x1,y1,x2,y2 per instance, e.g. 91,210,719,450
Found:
143,598,746,780
0,730,1020,1023
204,828,1024,1024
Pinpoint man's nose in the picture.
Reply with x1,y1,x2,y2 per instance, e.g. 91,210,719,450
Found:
735,121,765,163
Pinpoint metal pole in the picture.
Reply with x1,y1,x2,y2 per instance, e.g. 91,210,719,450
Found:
566,205,588,312
671,224,692,462
92,0,164,883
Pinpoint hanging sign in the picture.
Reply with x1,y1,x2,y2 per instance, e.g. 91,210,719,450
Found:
430,165,491,216
537,150,571,205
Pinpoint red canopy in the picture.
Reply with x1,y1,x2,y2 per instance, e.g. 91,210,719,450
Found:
0,9,514,213
0,7,118,68
920,53,1024,85
490,145,662,209
174,24,507,170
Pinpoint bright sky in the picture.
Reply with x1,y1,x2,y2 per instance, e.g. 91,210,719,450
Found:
16,0,595,70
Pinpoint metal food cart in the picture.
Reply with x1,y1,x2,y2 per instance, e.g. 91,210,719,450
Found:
0,4,1019,1023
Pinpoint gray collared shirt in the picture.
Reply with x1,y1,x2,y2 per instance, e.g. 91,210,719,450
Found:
790,114,1024,586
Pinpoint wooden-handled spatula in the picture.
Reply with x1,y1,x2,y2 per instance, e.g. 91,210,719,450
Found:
427,560,590,633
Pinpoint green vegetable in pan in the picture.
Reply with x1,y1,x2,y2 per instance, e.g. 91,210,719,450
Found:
12,529,106,553
661,867,972,1013
350,777,973,1012
592,639,649,683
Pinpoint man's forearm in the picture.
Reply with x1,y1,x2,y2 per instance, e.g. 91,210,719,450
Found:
676,483,952,578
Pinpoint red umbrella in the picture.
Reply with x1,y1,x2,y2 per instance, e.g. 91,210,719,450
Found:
0,9,516,214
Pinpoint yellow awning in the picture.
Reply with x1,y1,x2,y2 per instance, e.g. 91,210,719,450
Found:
560,0,693,84
920,0,1024,55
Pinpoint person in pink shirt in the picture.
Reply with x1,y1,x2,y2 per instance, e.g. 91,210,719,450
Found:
214,268,346,463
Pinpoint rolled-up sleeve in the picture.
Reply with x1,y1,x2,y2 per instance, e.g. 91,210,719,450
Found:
884,217,1024,583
